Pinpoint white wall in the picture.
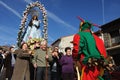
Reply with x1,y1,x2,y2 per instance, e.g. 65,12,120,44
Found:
58,35,74,54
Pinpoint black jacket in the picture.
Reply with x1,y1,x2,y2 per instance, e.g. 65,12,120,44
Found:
50,56,62,73
0,54,4,71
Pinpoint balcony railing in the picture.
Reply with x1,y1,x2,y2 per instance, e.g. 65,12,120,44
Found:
105,36,120,48
111,36,120,45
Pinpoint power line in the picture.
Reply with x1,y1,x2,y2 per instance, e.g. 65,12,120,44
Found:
102,0,105,24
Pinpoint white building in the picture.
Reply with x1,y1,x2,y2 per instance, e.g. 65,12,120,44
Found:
51,35,74,54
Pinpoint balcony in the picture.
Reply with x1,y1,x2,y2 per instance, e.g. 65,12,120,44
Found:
104,36,120,49
111,36,120,46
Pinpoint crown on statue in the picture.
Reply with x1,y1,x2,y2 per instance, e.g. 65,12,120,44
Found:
29,8,39,17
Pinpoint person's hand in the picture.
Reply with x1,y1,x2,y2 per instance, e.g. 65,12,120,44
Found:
109,63,113,67
54,52,59,59
28,50,32,54
11,48,15,53
45,54,49,59
74,61,81,72
33,63,37,68
54,52,58,56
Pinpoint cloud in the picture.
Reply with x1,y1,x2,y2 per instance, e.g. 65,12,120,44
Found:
0,25,17,40
0,1,22,18
47,11,77,31
24,0,33,3
50,0,62,8
0,25,17,45
0,1,21,45
48,34,54,41
0,26,17,36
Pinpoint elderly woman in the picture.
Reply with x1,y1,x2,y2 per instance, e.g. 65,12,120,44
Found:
12,43,32,80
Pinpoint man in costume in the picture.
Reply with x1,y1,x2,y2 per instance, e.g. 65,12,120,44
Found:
72,17,109,80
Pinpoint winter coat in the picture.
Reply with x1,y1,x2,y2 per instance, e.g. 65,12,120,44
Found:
12,49,31,80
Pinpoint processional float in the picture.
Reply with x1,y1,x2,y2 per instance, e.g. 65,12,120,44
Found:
17,1,48,80
17,1,48,48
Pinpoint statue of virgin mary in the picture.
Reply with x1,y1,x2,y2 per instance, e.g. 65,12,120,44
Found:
23,10,42,42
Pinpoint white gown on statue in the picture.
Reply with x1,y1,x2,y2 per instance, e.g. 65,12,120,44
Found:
23,20,41,42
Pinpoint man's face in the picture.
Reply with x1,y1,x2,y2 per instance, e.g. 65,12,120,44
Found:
41,44,47,50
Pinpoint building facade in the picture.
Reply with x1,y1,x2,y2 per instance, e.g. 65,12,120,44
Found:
51,35,74,54
101,18,120,66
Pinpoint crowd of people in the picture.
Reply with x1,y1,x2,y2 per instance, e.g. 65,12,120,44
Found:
0,46,16,80
0,40,76,80
0,37,115,80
